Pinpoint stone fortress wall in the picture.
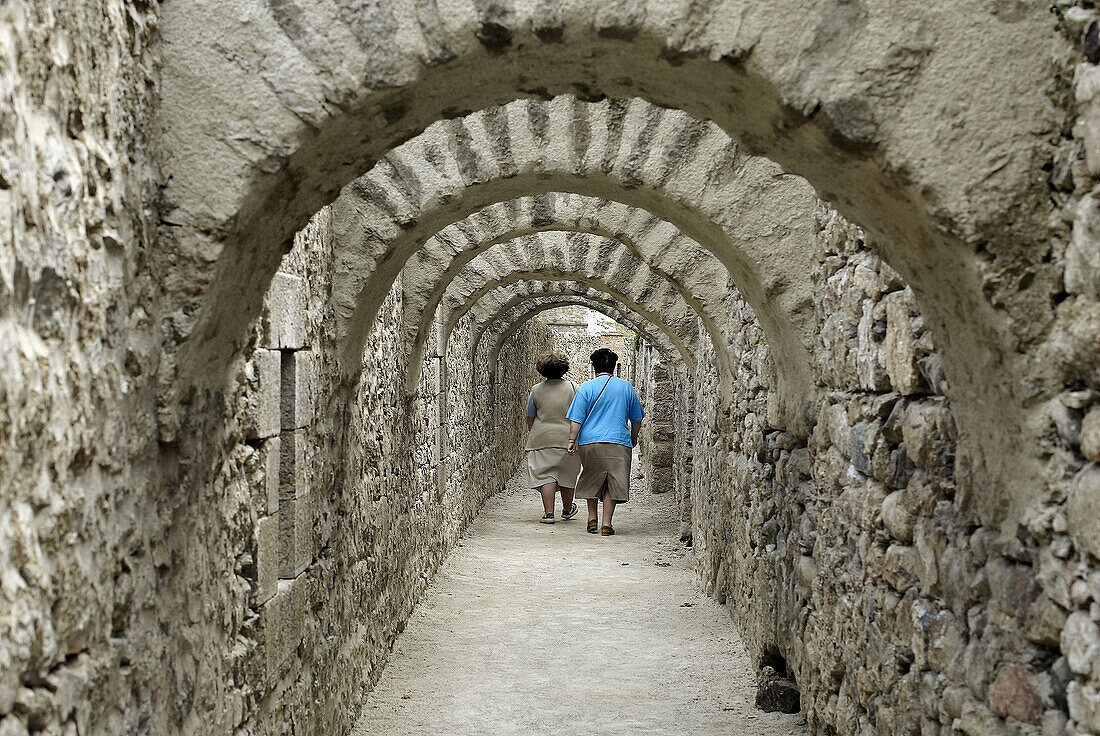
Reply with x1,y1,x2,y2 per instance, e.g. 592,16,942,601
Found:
237,211,556,735
635,201,1100,734
0,8,553,727
3,2,1100,736
553,328,638,386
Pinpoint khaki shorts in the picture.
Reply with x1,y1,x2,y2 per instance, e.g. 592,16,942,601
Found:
575,443,632,502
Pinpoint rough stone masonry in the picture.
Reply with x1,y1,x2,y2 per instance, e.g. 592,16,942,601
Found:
3,1,1100,735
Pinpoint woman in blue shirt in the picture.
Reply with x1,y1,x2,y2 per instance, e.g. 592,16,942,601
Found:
566,348,645,536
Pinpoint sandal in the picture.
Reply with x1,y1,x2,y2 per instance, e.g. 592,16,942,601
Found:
601,525,615,536
561,503,579,520
587,519,599,534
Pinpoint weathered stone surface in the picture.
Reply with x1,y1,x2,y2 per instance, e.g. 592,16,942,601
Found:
3,1,1098,734
246,349,282,439
1081,407,1100,462
989,664,1043,725
1067,466,1100,560
884,290,924,395
882,491,915,543
1069,187,1100,300
280,350,316,431
884,545,921,592
756,667,800,715
256,515,280,605
1078,67,1100,178
261,272,307,350
1068,681,1100,731
1062,612,1100,678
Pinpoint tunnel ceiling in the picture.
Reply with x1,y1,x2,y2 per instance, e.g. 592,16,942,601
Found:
413,230,713,390
158,0,1065,522
318,96,820,425
470,286,682,373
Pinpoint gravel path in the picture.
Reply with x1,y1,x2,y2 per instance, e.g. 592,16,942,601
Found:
351,458,809,736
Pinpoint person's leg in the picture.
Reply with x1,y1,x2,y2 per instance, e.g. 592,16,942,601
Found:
586,498,599,522
601,491,617,527
601,445,628,532
560,485,575,513
539,482,558,515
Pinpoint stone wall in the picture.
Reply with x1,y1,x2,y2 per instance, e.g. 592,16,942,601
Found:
1,53,553,728
5,4,1100,736
541,305,590,331
556,330,600,384
231,211,556,735
0,3,162,734
655,205,1100,735
1043,7,1100,733
637,352,676,497
554,329,637,386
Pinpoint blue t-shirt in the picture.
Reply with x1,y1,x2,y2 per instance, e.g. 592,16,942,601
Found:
566,376,644,447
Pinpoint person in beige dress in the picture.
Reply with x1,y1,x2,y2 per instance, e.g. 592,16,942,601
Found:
525,354,582,523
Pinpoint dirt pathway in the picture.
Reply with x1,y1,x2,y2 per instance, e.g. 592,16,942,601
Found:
351,459,808,736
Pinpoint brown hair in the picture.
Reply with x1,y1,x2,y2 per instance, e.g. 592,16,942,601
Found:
535,353,570,379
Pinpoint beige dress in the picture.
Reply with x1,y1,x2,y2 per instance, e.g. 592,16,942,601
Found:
525,379,581,489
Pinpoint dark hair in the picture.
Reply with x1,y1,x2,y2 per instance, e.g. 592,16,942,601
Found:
590,348,618,374
536,353,570,379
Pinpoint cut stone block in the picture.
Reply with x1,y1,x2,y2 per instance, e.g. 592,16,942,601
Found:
262,436,280,514
244,349,281,440
1068,465,1100,560
280,350,315,430
279,491,313,579
262,577,306,680
255,514,279,605
261,271,306,349
278,430,312,579
424,356,443,396
278,430,307,501
248,436,280,516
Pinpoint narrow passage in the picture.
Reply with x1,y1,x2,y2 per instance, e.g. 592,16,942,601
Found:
352,459,809,735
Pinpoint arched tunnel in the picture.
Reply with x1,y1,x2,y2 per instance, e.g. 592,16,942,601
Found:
4,1,1100,734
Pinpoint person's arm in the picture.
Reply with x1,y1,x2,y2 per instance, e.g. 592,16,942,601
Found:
628,385,645,447
567,420,582,455
525,391,537,431
565,388,588,455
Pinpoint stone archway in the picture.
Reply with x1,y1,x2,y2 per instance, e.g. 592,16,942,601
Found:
471,290,682,374
411,230,719,393
157,4,1061,524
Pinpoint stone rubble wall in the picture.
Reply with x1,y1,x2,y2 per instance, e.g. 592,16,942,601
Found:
1,44,552,727
4,3,1100,736
1045,7,1100,733
554,330,637,386
233,211,555,736
0,3,164,735
637,352,676,497
556,330,602,384
652,205,1100,735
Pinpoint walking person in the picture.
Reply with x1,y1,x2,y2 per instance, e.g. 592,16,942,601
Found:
525,353,582,523
566,348,645,536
